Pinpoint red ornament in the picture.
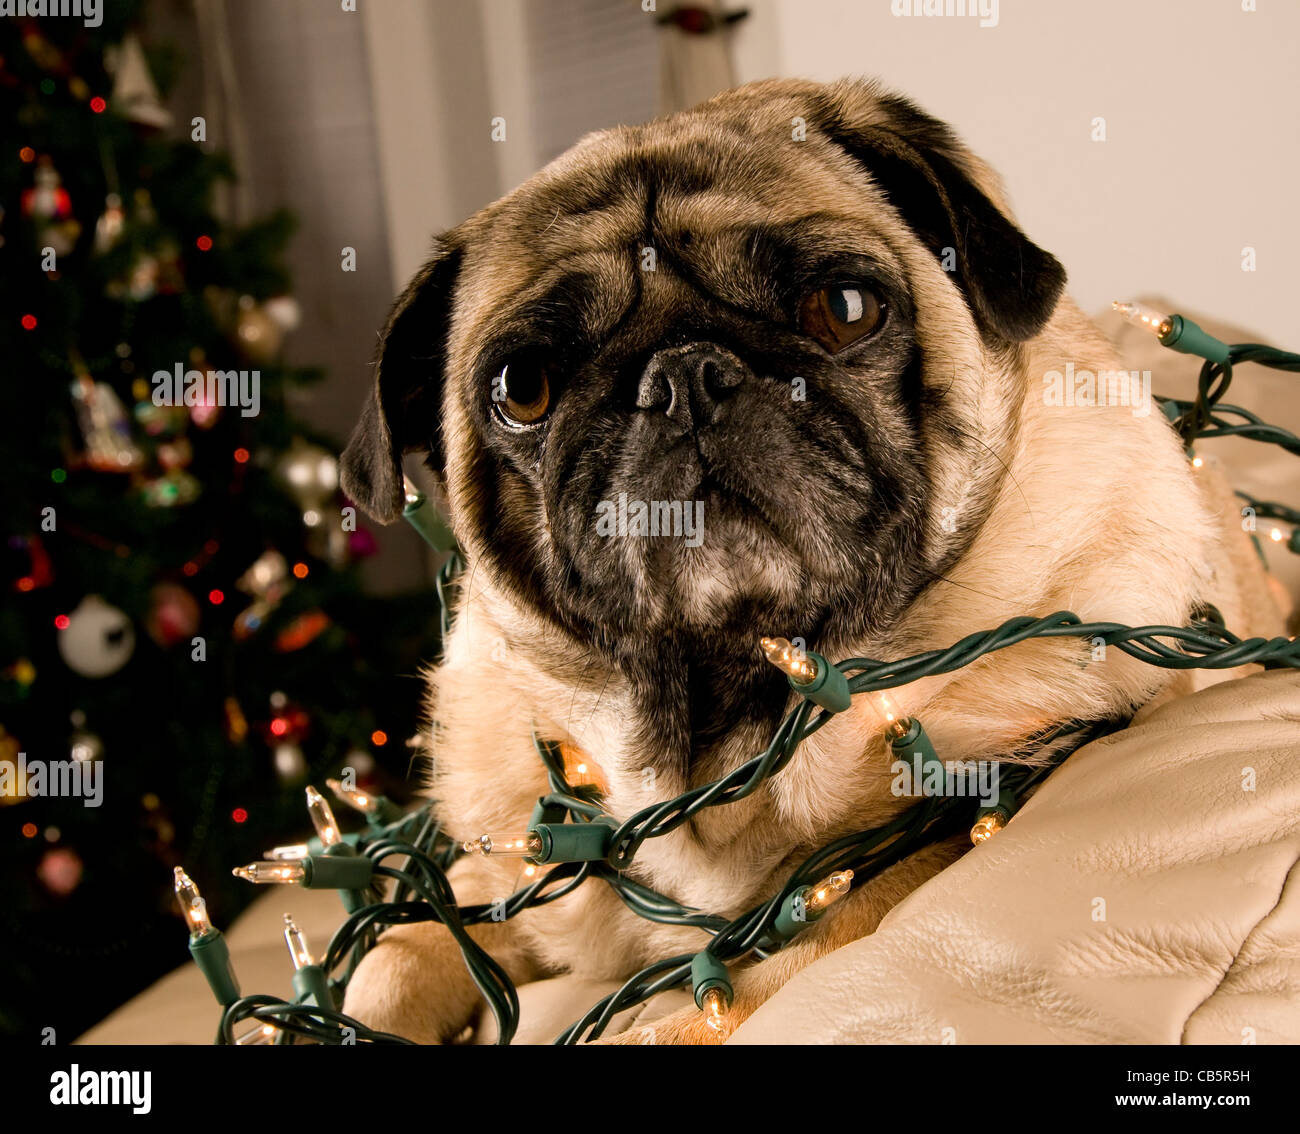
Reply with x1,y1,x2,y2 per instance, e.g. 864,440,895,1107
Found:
144,582,200,648
9,533,54,592
20,168,72,220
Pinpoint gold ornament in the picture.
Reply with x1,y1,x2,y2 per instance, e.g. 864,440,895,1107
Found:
234,295,284,362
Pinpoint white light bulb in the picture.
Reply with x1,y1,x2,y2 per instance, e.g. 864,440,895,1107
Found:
760,636,818,683
305,785,341,847
701,986,728,1033
461,831,543,858
283,913,314,970
232,861,306,884
326,777,377,816
802,869,854,916
867,690,910,739
173,866,213,937
1112,300,1173,338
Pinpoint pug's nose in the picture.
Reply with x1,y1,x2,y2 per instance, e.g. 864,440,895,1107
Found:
636,343,747,423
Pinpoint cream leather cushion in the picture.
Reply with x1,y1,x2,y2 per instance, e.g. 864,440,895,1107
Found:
729,670,1300,1045
80,659,1300,1046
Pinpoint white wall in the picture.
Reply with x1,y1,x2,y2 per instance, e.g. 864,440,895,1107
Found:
733,0,1300,344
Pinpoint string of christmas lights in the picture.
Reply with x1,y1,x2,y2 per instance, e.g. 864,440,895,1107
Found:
178,304,1300,1044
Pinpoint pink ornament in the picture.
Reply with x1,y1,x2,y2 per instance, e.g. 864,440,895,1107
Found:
348,527,378,558
37,847,83,896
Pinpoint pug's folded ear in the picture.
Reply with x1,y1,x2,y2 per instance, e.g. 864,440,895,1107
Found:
815,88,1066,343
341,241,463,523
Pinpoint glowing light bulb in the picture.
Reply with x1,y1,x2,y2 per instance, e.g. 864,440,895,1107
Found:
760,636,818,684
1112,300,1173,338
326,777,376,816
305,785,341,848
266,843,310,861
867,689,911,740
802,869,854,916
174,866,213,937
1190,456,1204,469
559,741,605,792
283,914,314,970
235,1023,279,1045
970,810,1007,844
700,986,729,1033
462,831,544,858
232,861,306,884
1270,528,1285,543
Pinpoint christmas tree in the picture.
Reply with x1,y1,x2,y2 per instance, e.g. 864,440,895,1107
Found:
0,6,440,1040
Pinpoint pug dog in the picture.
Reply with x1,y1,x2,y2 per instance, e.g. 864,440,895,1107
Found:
338,77,1283,1044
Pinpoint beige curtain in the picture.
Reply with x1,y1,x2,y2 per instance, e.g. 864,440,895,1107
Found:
658,3,742,113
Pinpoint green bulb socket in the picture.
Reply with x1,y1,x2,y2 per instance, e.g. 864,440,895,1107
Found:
402,490,458,553
790,651,851,713
531,819,617,864
1160,315,1230,365
974,788,1017,825
1289,530,1300,556
189,928,241,1007
892,717,944,792
292,964,335,1010
302,852,374,890
367,796,404,826
322,841,368,911
690,951,733,1009
771,885,817,940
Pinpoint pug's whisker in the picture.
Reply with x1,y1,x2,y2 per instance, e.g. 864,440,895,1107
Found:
942,420,1035,528
917,568,1019,609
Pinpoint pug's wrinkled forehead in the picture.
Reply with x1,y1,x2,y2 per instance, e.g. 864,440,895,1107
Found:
452,145,915,391
341,77,1064,528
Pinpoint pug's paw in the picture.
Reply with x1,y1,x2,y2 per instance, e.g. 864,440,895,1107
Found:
589,1002,734,1046
341,921,481,1045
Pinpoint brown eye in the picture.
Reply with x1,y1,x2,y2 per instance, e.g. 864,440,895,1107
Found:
798,284,885,353
495,362,551,425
